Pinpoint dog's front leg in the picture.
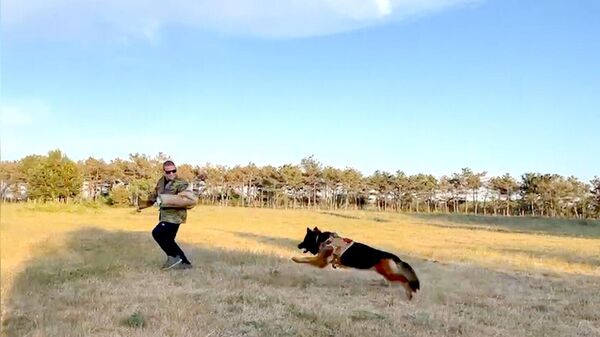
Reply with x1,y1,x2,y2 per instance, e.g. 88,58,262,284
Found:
292,246,334,268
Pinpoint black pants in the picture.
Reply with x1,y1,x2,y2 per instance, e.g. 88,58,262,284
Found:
152,221,191,264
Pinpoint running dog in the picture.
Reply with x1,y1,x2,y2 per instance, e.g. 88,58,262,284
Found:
292,227,420,300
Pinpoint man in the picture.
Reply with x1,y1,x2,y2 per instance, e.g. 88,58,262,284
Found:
138,160,192,270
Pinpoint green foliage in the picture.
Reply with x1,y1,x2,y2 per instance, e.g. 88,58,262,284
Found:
25,150,82,202
107,186,130,206
2,150,598,219
590,176,600,218
123,310,145,328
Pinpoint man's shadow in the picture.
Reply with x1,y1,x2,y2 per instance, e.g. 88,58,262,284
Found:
1,227,391,336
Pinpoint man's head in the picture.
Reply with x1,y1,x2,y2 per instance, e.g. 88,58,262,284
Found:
163,160,177,181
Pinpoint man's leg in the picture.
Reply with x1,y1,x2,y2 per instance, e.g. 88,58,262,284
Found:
161,222,192,265
152,222,183,269
152,222,174,256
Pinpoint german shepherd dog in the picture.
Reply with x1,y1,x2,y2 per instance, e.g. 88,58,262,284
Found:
292,227,420,300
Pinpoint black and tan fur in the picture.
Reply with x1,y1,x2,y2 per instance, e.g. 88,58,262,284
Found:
292,227,420,300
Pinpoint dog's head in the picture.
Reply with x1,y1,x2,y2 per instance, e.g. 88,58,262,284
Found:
297,226,331,255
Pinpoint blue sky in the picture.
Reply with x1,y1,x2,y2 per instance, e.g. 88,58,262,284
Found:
1,0,599,181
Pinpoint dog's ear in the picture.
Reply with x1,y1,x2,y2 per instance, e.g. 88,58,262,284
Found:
306,227,311,232
313,226,320,232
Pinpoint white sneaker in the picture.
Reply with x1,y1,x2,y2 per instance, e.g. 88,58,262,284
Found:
161,256,182,270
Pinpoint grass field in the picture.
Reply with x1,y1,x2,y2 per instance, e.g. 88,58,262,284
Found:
1,204,599,337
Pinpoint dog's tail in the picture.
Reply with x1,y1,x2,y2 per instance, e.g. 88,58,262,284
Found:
390,255,420,292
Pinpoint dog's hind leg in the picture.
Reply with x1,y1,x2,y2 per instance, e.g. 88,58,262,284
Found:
373,259,415,300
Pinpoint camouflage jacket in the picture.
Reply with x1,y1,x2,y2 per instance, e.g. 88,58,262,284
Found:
144,176,190,224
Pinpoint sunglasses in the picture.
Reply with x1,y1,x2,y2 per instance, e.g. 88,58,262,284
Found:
164,169,177,174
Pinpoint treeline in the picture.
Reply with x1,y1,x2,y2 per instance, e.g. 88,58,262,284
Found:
1,150,599,219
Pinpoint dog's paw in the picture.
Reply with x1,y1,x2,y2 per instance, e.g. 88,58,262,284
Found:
291,257,301,263
369,279,389,287
404,286,414,301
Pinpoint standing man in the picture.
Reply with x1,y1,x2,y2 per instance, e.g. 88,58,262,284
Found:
138,160,192,270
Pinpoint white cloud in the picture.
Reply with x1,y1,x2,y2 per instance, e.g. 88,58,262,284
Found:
1,0,480,40
374,0,393,16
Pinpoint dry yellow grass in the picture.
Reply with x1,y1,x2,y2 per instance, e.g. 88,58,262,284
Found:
1,204,599,337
